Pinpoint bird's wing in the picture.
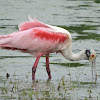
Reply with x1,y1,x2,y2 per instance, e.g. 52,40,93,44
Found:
18,16,71,37
18,16,50,31
0,27,70,57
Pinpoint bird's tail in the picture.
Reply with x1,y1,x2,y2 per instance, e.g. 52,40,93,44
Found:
0,35,11,49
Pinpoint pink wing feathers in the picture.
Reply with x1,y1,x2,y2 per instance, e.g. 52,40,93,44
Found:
19,16,50,31
0,28,68,57
0,17,70,57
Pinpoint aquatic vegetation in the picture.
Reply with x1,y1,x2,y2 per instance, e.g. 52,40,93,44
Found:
0,63,99,100
0,46,99,100
95,37,100,41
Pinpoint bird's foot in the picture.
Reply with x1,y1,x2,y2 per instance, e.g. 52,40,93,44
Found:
46,67,51,80
32,67,36,80
48,74,51,80
32,74,35,80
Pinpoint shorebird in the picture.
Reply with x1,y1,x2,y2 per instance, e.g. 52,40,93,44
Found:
0,16,96,80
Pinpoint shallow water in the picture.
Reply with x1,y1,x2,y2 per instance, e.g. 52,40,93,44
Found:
0,0,100,99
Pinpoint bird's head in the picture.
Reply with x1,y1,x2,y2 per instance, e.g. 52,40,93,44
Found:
85,49,96,69
85,49,96,61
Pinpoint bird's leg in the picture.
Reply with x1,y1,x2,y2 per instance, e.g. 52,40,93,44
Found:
32,56,40,80
46,54,51,79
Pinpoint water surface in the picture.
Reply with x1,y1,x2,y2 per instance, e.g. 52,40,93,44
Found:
0,0,100,99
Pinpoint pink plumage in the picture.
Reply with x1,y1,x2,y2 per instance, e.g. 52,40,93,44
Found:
0,17,70,57
0,16,71,80
19,17,50,31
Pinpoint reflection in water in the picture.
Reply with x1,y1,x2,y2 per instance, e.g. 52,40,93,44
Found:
32,80,55,99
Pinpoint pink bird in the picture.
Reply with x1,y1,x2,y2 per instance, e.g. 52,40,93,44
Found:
0,16,96,80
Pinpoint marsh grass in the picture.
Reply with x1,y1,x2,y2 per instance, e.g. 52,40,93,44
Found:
0,73,98,100
0,64,98,100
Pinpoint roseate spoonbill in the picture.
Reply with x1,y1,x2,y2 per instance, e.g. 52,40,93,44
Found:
0,16,96,80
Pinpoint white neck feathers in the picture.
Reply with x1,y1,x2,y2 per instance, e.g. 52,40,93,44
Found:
61,44,86,61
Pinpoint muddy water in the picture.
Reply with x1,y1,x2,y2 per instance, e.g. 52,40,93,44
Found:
0,0,100,99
